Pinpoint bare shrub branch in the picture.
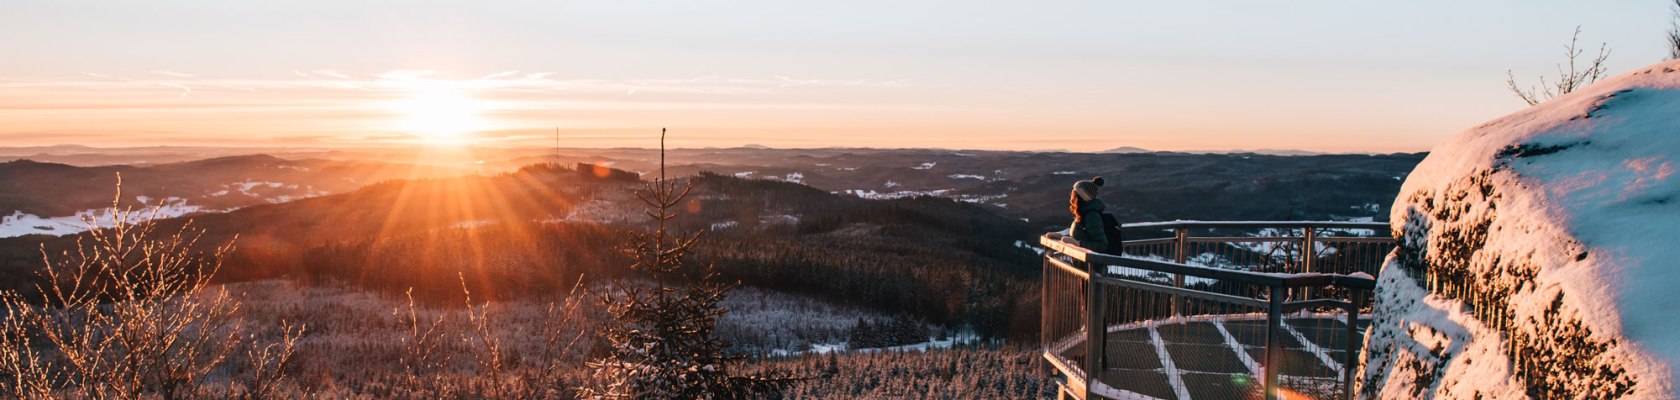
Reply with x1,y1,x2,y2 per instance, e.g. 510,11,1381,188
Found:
514,275,591,399
238,320,302,400
394,287,454,399
0,175,299,399
1669,0,1680,60
459,273,508,399
1506,26,1612,106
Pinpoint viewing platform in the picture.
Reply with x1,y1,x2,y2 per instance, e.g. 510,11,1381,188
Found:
1041,221,1393,400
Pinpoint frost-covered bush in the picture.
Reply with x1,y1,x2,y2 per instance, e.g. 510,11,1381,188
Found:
0,184,302,399
223,280,1027,399
759,346,1051,399
716,287,905,355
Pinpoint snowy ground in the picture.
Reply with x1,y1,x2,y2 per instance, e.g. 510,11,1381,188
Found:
779,330,982,357
839,189,952,200
1,177,338,239
1360,256,1525,399
0,199,203,238
716,287,887,355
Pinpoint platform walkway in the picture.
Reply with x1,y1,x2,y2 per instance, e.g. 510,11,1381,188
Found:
1040,221,1392,400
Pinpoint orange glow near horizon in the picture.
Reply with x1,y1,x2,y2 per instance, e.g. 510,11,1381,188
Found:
0,70,1464,153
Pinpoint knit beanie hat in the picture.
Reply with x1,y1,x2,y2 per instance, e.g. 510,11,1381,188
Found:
1073,180,1100,201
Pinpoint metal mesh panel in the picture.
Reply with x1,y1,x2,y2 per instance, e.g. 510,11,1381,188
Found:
1043,255,1092,382
1045,222,1392,400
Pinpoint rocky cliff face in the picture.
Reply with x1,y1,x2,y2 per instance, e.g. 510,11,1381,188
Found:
1358,61,1680,399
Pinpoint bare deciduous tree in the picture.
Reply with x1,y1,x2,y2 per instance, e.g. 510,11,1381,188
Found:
1669,0,1680,59
1506,26,1612,106
0,177,302,399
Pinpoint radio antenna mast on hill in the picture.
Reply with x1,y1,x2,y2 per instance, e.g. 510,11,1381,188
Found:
554,126,561,166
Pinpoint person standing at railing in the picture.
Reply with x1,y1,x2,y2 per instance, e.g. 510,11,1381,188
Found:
1068,176,1111,251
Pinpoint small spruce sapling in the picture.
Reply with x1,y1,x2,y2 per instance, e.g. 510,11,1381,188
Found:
580,129,796,399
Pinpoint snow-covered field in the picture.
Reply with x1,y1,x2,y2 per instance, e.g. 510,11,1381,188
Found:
836,188,1008,208
0,176,340,239
559,199,644,224
716,287,893,355
954,193,1006,204
808,331,982,356
0,199,203,238
708,220,740,231
839,188,952,200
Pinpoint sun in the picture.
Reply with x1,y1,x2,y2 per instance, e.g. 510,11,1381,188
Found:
392,86,488,145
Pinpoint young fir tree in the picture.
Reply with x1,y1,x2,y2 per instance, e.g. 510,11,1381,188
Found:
580,129,794,399
847,318,879,349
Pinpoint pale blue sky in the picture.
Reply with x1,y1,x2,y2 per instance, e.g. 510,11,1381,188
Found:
0,1,1673,152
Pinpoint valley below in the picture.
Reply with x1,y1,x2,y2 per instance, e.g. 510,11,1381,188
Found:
0,145,1423,398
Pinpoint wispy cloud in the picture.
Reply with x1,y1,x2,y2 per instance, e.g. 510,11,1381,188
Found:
312,69,353,79
161,82,192,97
149,70,197,78
478,70,520,80
376,70,438,80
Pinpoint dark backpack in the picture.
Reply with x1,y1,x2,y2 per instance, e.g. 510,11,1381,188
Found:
1100,212,1124,254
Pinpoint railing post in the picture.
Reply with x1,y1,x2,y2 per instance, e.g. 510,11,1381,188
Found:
1085,259,1106,400
1042,255,1051,375
1265,285,1284,400
1172,227,1187,316
1303,226,1316,273
1344,288,1367,399
1303,226,1316,301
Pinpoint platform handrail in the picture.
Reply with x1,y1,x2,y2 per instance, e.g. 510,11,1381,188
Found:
1040,220,1393,400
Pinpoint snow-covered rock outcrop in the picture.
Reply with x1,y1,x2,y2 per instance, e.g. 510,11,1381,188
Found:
1359,61,1680,399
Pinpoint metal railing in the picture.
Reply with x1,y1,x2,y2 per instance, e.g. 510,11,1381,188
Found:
1042,221,1393,400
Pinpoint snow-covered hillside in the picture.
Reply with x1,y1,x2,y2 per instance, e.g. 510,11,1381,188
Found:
0,198,202,237
1360,61,1680,398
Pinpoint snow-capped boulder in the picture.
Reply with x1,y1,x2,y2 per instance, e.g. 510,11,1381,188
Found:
1359,61,1680,399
